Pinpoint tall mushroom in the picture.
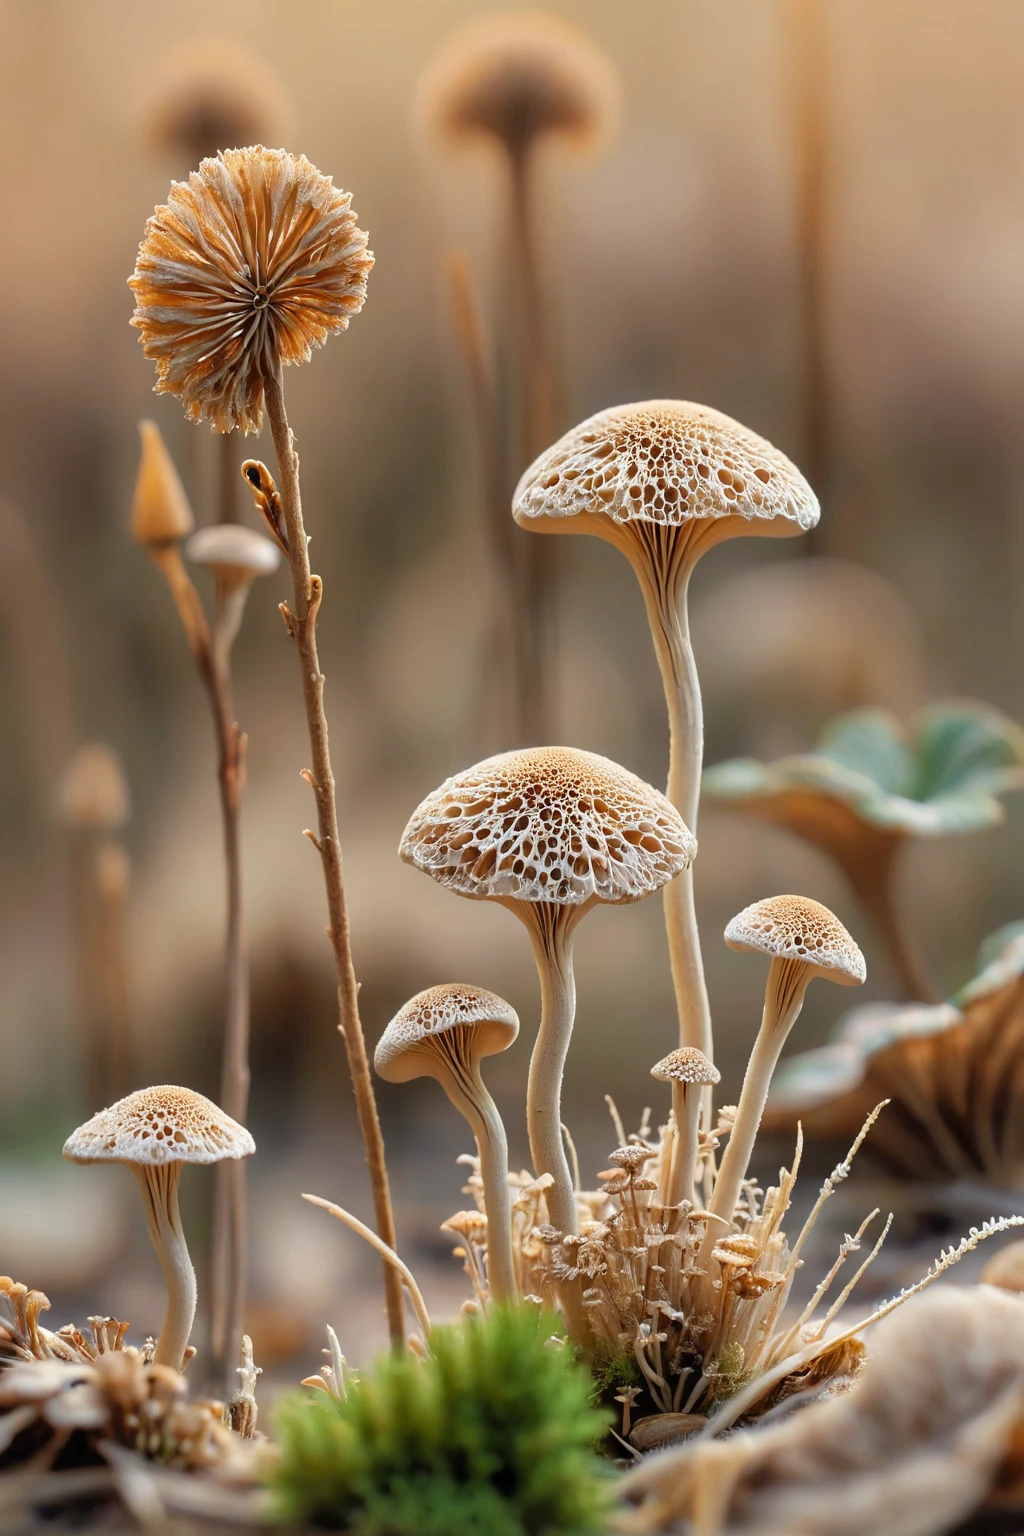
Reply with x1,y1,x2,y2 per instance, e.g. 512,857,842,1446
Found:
400,746,695,1236
375,984,519,1301
650,1047,720,1216
708,895,864,1225
63,1086,254,1370
513,402,819,1061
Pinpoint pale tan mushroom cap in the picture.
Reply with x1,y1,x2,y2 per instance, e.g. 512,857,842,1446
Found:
63,1086,255,1167
186,523,280,576
375,983,519,1080
55,744,131,831
399,746,695,906
513,401,819,535
132,421,195,545
651,1046,721,1086
724,895,866,985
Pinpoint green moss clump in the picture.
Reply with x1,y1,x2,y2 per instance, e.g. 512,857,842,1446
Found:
270,1304,611,1534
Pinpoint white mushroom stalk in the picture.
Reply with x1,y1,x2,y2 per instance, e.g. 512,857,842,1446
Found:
375,984,520,1302
399,746,695,1241
63,1085,254,1372
708,896,865,1227
650,1047,721,1217
513,402,819,1064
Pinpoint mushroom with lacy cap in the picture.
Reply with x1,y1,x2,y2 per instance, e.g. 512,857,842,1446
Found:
63,1086,254,1370
375,984,519,1301
400,746,695,1237
650,1046,720,1216
708,896,864,1227
513,402,819,1063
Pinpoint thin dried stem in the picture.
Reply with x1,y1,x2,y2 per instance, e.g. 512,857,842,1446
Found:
448,251,525,740
149,543,250,1393
264,368,405,1349
508,144,557,740
303,1194,430,1342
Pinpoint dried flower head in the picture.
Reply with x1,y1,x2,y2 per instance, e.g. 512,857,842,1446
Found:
416,10,621,161
146,42,293,167
130,147,373,433
55,744,130,831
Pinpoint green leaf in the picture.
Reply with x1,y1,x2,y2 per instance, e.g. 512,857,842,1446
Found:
816,709,914,795
704,699,1024,839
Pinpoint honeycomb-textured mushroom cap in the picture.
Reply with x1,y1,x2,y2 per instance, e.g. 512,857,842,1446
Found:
185,523,280,577
725,895,866,986
513,401,819,538
375,983,519,1083
63,1086,255,1167
416,10,621,159
399,746,696,906
651,1046,721,1087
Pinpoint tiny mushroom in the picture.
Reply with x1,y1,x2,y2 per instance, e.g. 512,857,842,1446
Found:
650,1046,720,1215
185,522,281,657
513,403,819,1062
709,896,865,1225
400,746,695,1237
63,1086,254,1370
375,984,520,1301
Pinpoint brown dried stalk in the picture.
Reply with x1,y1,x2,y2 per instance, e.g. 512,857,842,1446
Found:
257,371,406,1349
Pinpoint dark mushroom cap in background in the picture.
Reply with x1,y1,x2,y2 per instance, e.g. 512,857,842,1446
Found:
416,9,621,159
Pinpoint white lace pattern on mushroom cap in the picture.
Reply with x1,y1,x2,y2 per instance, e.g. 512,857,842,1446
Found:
513,400,819,531
376,984,519,1072
64,1086,255,1166
400,746,695,905
725,895,866,983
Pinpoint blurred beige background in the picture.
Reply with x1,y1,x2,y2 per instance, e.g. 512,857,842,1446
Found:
2,0,1023,1362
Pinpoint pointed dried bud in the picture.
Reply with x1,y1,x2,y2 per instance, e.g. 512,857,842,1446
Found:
129,147,373,434
132,421,195,546
56,745,130,832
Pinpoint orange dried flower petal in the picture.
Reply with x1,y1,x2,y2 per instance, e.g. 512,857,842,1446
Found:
129,146,373,434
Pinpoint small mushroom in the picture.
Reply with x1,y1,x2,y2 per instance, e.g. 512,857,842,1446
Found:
400,746,695,1237
709,895,865,1225
513,402,818,1061
185,523,281,660
63,1086,254,1370
131,421,208,658
980,1241,1024,1293
650,1047,720,1215
375,984,519,1302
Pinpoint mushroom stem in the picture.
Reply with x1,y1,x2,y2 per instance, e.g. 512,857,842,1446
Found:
133,1163,196,1371
264,367,405,1350
708,957,811,1225
848,860,936,1004
441,1064,517,1302
508,142,556,741
668,1082,702,1216
639,567,713,1062
523,905,579,1237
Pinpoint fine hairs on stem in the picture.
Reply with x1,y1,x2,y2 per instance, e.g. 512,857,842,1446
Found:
260,368,406,1349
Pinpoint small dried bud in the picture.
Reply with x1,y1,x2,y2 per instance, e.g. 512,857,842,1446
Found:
56,745,130,832
131,421,195,547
